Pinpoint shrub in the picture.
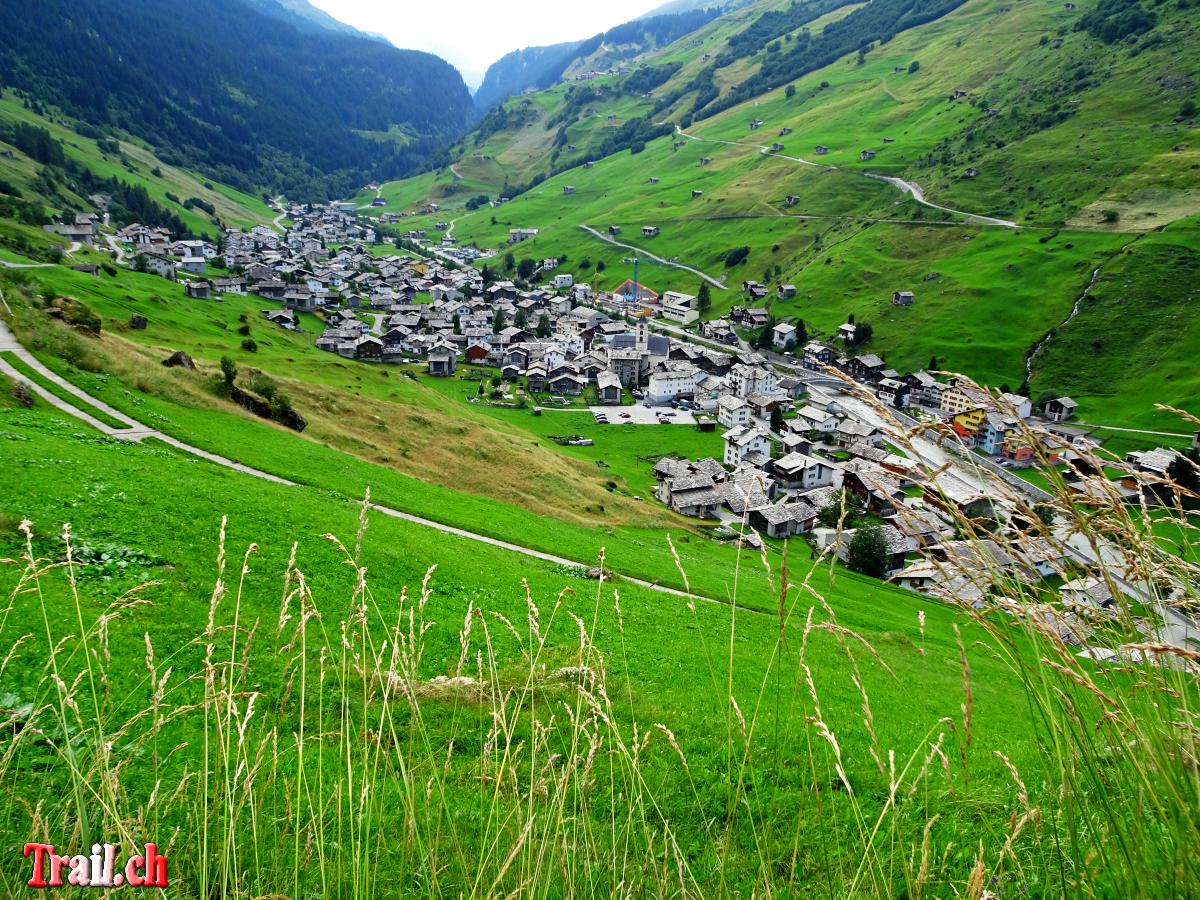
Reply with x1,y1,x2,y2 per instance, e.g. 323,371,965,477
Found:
241,338,258,352
724,246,751,267
10,379,34,408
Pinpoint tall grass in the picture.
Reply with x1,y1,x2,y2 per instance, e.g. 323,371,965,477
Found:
1,402,1198,896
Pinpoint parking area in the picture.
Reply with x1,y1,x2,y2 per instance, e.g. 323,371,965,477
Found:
590,404,698,425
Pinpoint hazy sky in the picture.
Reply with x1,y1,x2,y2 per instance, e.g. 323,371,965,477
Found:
308,0,657,89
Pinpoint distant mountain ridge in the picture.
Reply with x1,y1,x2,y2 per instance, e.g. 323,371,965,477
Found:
0,0,474,199
474,7,724,111
242,0,393,44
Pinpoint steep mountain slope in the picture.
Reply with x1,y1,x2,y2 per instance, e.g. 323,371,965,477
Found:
241,0,391,41
0,0,474,199
0,95,274,252
371,0,1199,429
474,7,726,111
475,42,590,112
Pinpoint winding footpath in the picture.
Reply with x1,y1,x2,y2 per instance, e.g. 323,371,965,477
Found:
271,197,289,231
577,225,728,291
675,126,1018,228
0,315,744,612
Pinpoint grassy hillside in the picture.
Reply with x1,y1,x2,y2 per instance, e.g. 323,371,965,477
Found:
0,397,1053,895
3,296,1198,895
1029,219,1200,431
0,95,275,238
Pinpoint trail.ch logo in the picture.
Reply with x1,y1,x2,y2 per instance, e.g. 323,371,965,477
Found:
23,843,168,889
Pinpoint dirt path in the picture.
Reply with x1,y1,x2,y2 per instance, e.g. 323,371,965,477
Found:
880,78,905,104
676,126,1018,228
577,225,728,291
0,315,748,612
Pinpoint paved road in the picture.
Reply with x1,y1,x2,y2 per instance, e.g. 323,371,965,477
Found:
104,233,128,263
578,225,728,291
0,315,752,613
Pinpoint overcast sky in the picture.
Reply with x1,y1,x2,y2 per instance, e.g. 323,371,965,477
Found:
308,0,658,89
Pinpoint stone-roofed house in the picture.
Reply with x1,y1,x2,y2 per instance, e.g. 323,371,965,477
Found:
657,473,722,518
596,371,623,404
771,453,836,490
717,395,751,429
750,499,819,538
723,425,771,467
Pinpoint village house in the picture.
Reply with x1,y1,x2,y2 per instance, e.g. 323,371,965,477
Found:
846,354,885,383
803,342,835,371
749,499,819,539
427,345,458,377
771,452,835,490
772,322,798,349
596,371,623,405
876,378,909,409
142,256,177,280
647,361,701,404
729,363,778,398
184,280,213,299
717,395,751,428
722,425,772,467
792,404,837,435
261,308,298,330
657,472,723,519
1042,397,1078,422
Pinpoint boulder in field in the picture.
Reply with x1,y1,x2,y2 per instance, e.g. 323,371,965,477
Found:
162,350,195,370
130,314,148,330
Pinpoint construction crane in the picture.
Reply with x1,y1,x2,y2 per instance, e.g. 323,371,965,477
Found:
620,255,662,303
